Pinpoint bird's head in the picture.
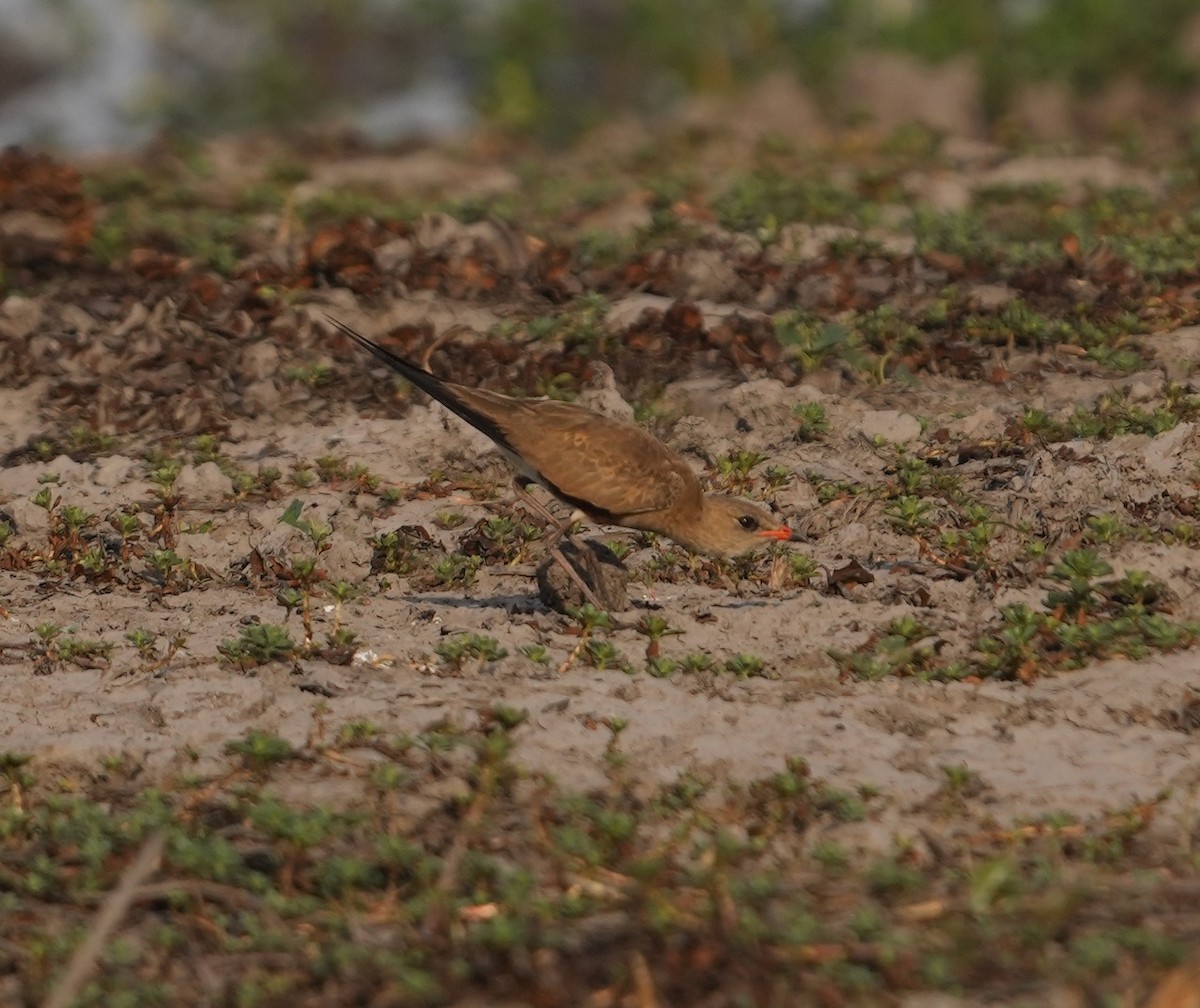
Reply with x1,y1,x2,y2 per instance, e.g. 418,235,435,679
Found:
672,496,795,557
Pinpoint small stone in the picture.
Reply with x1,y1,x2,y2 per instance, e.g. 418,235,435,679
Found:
175,461,232,500
1160,324,1200,381
244,379,281,415
1143,422,1194,479
968,283,1016,311
676,248,741,302
374,237,414,272
858,410,922,444
240,340,279,382
93,455,136,488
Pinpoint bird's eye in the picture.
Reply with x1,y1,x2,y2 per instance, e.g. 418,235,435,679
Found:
737,515,759,531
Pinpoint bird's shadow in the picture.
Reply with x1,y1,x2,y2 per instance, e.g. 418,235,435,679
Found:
401,592,547,613
400,590,793,614
707,597,786,609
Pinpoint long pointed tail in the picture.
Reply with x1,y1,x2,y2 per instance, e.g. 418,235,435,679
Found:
326,316,440,391
327,315,514,450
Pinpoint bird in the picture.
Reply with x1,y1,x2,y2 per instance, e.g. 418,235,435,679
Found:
329,317,795,598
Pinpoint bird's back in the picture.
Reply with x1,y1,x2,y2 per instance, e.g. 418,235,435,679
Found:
330,318,701,522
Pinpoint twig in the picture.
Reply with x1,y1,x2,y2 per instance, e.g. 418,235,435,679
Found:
556,628,591,676
42,830,166,1008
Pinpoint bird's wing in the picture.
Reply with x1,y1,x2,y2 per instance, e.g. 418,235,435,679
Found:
495,400,700,518
330,317,698,518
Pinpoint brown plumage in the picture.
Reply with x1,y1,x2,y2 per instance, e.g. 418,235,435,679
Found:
331,318,795,556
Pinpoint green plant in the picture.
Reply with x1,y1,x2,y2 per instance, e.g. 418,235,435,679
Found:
436,634,508,670
76,544,109,576
602,538,633,560
149,548,188,586
218,624,298,668
583,639,623,670
723,653,770,679
370,529,436,577
290,463,317,488
680,652,716,674
713,169,865,233
284,362,333,387
774,314,861,373
785,553,820,586
831,617,941,682
1084,512,1126,545
886,495,935,535
762,464,793,490
567,604,613,634
646,656,679,678
125,629,158,657
792,401,830,441
225,730,297,768
716,451,769,493
433,511,468,530
431,553,484,589
1045,549,1112,615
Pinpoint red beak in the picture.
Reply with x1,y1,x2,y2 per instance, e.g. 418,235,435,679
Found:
759,526,795,542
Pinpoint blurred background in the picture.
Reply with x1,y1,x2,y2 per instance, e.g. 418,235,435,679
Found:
1,0,1199,152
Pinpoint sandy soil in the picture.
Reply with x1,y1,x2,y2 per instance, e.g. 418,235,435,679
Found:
0,96,1199,933
5,111,1200,999
2,298,1198,846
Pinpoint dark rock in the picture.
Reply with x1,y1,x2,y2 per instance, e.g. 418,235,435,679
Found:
536,538,629,613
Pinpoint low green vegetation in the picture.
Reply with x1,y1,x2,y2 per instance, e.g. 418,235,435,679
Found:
833,549,1200,683
0,719,1189,1006
8,37,1200,1004
218,622,299,668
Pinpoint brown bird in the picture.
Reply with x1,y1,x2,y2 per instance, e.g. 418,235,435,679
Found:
331,318,794,585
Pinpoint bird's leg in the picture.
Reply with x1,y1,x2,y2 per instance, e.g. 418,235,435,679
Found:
512,478,606,610
511,477,567,531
